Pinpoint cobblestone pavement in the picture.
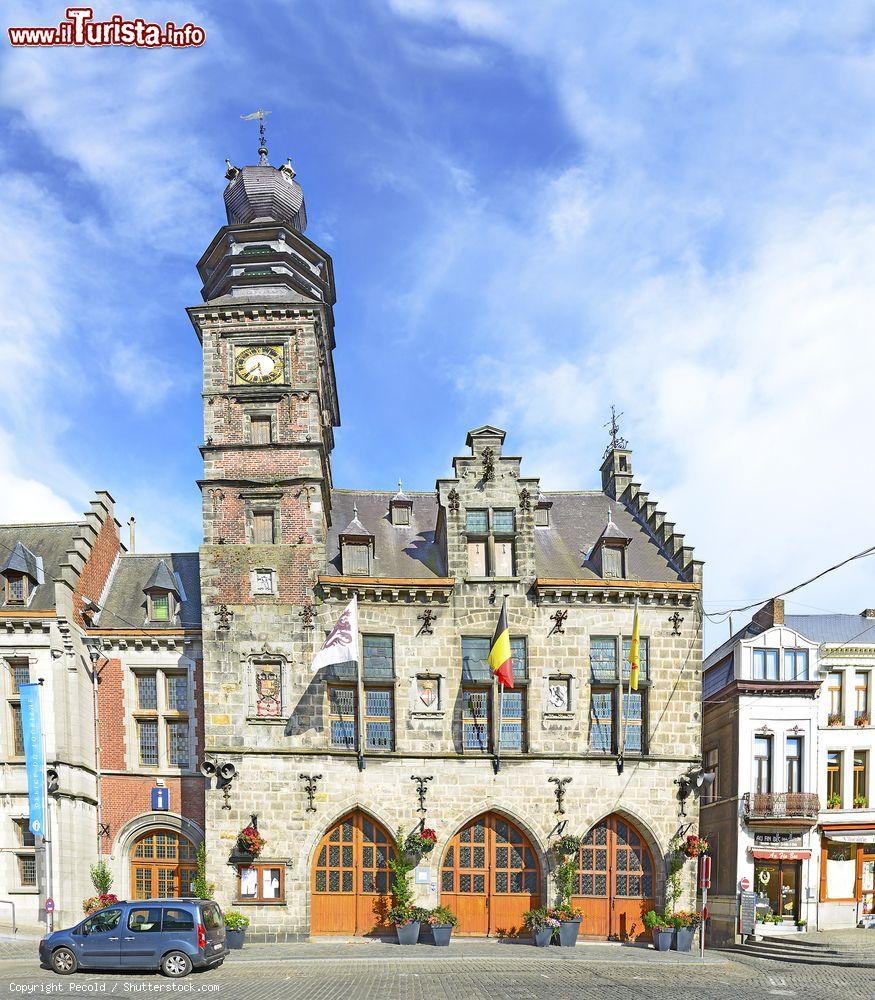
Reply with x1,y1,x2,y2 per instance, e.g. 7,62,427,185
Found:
0,944,873,1000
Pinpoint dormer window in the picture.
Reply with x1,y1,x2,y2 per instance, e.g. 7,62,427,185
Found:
0,542,43,607
591,512,631,580
534,495,552,528
143,559,181,625
602,546,625,580
389,481,413,526
340,504,374,576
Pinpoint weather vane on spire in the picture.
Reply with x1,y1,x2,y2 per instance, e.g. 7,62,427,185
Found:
603,405,628,458
241,108,271,165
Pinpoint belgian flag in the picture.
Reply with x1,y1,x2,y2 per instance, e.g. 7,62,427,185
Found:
488,597,514,688
628,605,640,692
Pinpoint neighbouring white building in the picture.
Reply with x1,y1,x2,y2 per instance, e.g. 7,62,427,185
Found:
701,599,875,943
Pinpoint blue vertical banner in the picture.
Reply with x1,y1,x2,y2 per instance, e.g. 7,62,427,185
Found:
20,684,46,838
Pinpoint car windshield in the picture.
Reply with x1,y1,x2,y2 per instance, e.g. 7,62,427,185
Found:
82,909,122,934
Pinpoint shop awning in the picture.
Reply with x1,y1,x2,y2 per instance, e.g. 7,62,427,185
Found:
823,831,875,845
752,849,811,861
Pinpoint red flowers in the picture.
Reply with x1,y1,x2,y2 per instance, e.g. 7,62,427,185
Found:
237,824,267,857
420,828,437,844
684,834,709,858
83,893,119,915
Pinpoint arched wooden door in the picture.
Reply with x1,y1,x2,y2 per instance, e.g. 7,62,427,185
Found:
440,813,540,936
572,815,655,941
130,829,197,899
311,811,394,936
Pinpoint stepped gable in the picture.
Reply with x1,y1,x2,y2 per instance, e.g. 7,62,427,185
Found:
324,490,444,578
100,553,201,629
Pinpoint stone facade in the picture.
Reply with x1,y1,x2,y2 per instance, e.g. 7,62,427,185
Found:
191,153,706,940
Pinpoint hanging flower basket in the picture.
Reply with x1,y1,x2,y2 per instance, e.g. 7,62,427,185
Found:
404,828,438,857
236,824,266,858
684,834,709,858
551,834,582,858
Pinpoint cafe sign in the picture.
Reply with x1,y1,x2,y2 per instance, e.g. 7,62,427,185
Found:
754,831,802,847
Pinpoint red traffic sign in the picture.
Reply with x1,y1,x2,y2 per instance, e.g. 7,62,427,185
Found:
698,854,712,889
45,898,55,913
739,877,750,891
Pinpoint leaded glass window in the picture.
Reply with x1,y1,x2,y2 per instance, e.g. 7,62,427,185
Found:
590,637,618,680
362,635,394,679
589,689,614,752
138,719,159,766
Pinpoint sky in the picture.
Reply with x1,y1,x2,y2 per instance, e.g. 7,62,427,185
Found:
2,0,874,651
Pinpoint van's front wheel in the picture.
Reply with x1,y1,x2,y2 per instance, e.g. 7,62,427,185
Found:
51,947,77,975
160,951,192,978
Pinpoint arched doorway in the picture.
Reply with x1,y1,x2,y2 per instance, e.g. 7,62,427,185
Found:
572,814,655,940
440,813,540,936
311,811,394,936
130,829,197,899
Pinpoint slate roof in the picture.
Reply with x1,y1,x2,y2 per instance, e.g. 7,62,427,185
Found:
100,553,201,629
144,559,180,595
703,624,759,671
785,614,875,646
323,489,683,583
0,541,44,581
0,523,78,611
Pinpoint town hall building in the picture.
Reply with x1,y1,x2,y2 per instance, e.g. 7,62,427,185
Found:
0,136,706,941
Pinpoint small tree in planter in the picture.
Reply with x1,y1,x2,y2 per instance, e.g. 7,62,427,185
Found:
644,909,673,951
388,829,420,945
224,910,249,949
551,856,582,947
427,905,457,947
523,907,560,947
82,860,120,915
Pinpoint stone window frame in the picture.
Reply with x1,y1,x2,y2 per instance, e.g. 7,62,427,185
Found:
4,656,32,760
245,406,276,445
243,495,282,546
126,655,196,773
10,816,37,893
586,635,650,755
146,589,177,624
235,862,286,905
244,651,288,724
463,508,518,580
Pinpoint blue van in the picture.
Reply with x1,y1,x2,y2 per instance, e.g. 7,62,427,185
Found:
39,898,227,977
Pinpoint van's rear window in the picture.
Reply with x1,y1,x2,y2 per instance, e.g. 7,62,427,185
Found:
202,903,221,930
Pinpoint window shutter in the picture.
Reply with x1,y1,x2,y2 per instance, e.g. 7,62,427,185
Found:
343,543,369,575
467,541,487,577
252,511,274,544
251,416,271,444
494,540,514,577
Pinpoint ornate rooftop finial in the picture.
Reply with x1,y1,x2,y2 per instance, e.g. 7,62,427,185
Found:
353,502,358,520
241,108,271,165
607,507,613,526
603,404,628,459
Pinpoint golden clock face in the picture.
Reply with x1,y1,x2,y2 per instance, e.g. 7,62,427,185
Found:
234,344,284,385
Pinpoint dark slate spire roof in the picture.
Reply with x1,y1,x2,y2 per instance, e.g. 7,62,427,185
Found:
143,558,180,596
339,504,373,539
594,511,631,546
223,160,307,233
391,481,412,505
0,540,44,582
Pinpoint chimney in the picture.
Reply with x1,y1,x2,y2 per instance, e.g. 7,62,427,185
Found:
752,598,784,630
128,516,136,554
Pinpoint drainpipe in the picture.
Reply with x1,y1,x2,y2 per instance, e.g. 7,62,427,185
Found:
85,640,104,856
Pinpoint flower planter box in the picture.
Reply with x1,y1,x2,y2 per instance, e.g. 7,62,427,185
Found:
226,929,246,951
532,927,553,948
558,918,581,948
673,926,695,952
431,925,453,947
396,921,421,946
652,927,674,952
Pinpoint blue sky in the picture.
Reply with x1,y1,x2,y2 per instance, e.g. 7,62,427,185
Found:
3,1,875,649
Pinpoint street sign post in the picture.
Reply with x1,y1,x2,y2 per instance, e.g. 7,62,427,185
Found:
698,854,711,958
45,898,55,914
739,876,750,891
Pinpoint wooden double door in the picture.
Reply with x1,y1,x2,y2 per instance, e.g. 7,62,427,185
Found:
572,815,655,941
440,813,540,936
130,829,196,900
311,811,394,935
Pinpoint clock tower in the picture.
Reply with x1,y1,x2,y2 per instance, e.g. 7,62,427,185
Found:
187,135,339,767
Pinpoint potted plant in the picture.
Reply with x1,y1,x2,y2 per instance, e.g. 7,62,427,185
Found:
854,794,868,809
828,712,844,727
404,827,438,859
523,907,560,947
827,792,842,810
236,823,266,858
855,712,871,727
427,905,457,947
82,860,119,915
684,834,709,858
388,829,420,945
670,910,699,952
552,833,582,858
224,910,249,949
644,909,673,951
552,854,582,946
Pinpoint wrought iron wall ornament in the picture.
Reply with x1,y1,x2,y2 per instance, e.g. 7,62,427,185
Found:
482,447,495,481
411,774,433,817
447,488,460,512
669,610,684,635
548,609,568,635
548,776,572,815
299,773,322,813
519,488,532,511
98,822,110,840
417,609,437,635
299,602,315,629
489,589,497,605
214,604,232,631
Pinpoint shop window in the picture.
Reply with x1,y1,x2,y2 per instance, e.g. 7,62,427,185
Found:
238,864,284,902
822,840,856,900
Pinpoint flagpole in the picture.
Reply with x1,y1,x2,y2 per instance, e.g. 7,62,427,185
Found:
352,595,365,771
618,598,639,775
495,676,503,775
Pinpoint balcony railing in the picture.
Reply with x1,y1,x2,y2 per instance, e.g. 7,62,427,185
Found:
743,791,820,820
